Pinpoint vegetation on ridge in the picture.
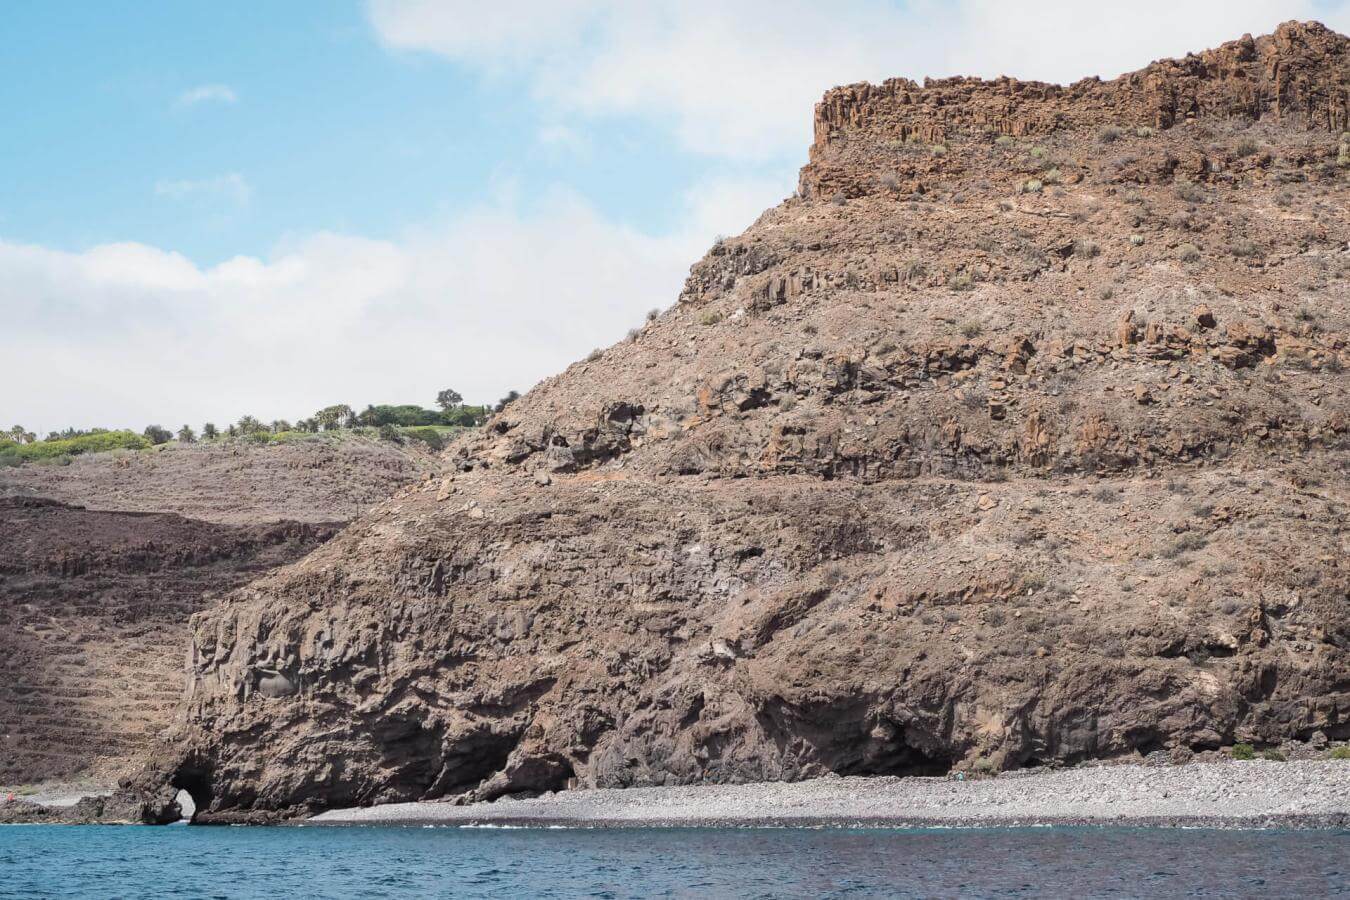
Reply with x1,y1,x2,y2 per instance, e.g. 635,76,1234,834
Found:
3,386,519,466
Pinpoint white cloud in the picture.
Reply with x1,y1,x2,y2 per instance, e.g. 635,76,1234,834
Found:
10,3,1348,435
175,84,238,108
0,181,788,435
946,0,1348,83
154,173,253,206
367,0,1350,161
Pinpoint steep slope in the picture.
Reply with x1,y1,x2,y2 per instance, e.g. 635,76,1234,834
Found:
166,22,1349,822
0,498,338,784
0,436,441,785
0,434,438,525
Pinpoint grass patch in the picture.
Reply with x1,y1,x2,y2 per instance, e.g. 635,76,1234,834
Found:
398,425,468,450
1230,743,1255,761
0,430,148,464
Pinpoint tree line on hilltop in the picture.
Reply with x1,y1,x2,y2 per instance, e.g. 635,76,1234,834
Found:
4,388,520,462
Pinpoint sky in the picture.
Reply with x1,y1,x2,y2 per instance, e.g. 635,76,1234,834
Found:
3,0,1347,435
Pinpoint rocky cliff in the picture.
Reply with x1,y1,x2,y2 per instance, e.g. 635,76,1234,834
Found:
165,22,1349,822
0,436,440,786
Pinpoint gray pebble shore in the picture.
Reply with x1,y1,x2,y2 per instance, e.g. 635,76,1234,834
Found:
310,760,1350,829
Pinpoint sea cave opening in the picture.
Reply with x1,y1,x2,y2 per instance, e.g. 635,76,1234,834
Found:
172,789,197,823
170,765,213,824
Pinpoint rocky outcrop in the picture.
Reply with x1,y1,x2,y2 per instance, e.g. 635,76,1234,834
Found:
0,497,341,785
0,435,444,787
0,786,181,825
162,24,1349,822
800,21,1349,199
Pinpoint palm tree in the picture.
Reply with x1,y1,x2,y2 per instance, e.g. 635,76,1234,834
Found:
236,415,266,435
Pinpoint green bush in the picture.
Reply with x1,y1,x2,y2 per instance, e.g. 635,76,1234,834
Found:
1261,749,1286,762
356,403,488,428
399,426,451,450
143,424,172,445
359,404,444,427
0,430,148,463
1231,743,1255,760
1330,746,1350,760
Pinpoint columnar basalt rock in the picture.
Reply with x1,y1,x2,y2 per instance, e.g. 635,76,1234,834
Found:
163,23,1349,822
800,21,1349,199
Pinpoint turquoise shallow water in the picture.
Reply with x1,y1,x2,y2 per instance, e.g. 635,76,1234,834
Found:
0,825,1345,899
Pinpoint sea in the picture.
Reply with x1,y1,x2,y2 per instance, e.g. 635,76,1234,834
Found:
0,824,1345,898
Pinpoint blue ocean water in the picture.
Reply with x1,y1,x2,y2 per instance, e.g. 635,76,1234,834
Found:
0,825,1345,899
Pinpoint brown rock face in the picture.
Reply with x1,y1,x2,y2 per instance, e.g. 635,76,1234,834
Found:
0,497,340,785
167,23,1349,822
800,21,1349,199
0,436,440,785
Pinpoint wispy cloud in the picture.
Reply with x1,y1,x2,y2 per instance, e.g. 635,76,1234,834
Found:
175,83,238,108
154,173,253,206
368,0,1350,161
0,178,785,434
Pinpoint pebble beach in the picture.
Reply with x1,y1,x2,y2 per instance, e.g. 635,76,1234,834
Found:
311,760,1350,829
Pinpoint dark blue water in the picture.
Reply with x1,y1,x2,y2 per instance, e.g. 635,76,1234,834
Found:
1,825,1345,899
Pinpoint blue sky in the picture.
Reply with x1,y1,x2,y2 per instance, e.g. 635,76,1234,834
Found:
0,1,737,265
2,1,1346,435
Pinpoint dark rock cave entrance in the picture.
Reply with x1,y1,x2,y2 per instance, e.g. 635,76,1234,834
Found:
838,743,954,778
425,737,578,804
758,704,955,779
170,765,213,824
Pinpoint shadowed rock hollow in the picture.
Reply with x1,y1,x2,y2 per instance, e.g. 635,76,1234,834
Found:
166,22,1349,822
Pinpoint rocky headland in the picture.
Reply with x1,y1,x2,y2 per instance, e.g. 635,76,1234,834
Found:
0,435,441,793
100,22,1350,823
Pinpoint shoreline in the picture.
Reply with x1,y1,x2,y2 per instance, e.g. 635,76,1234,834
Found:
310,760,1350,830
